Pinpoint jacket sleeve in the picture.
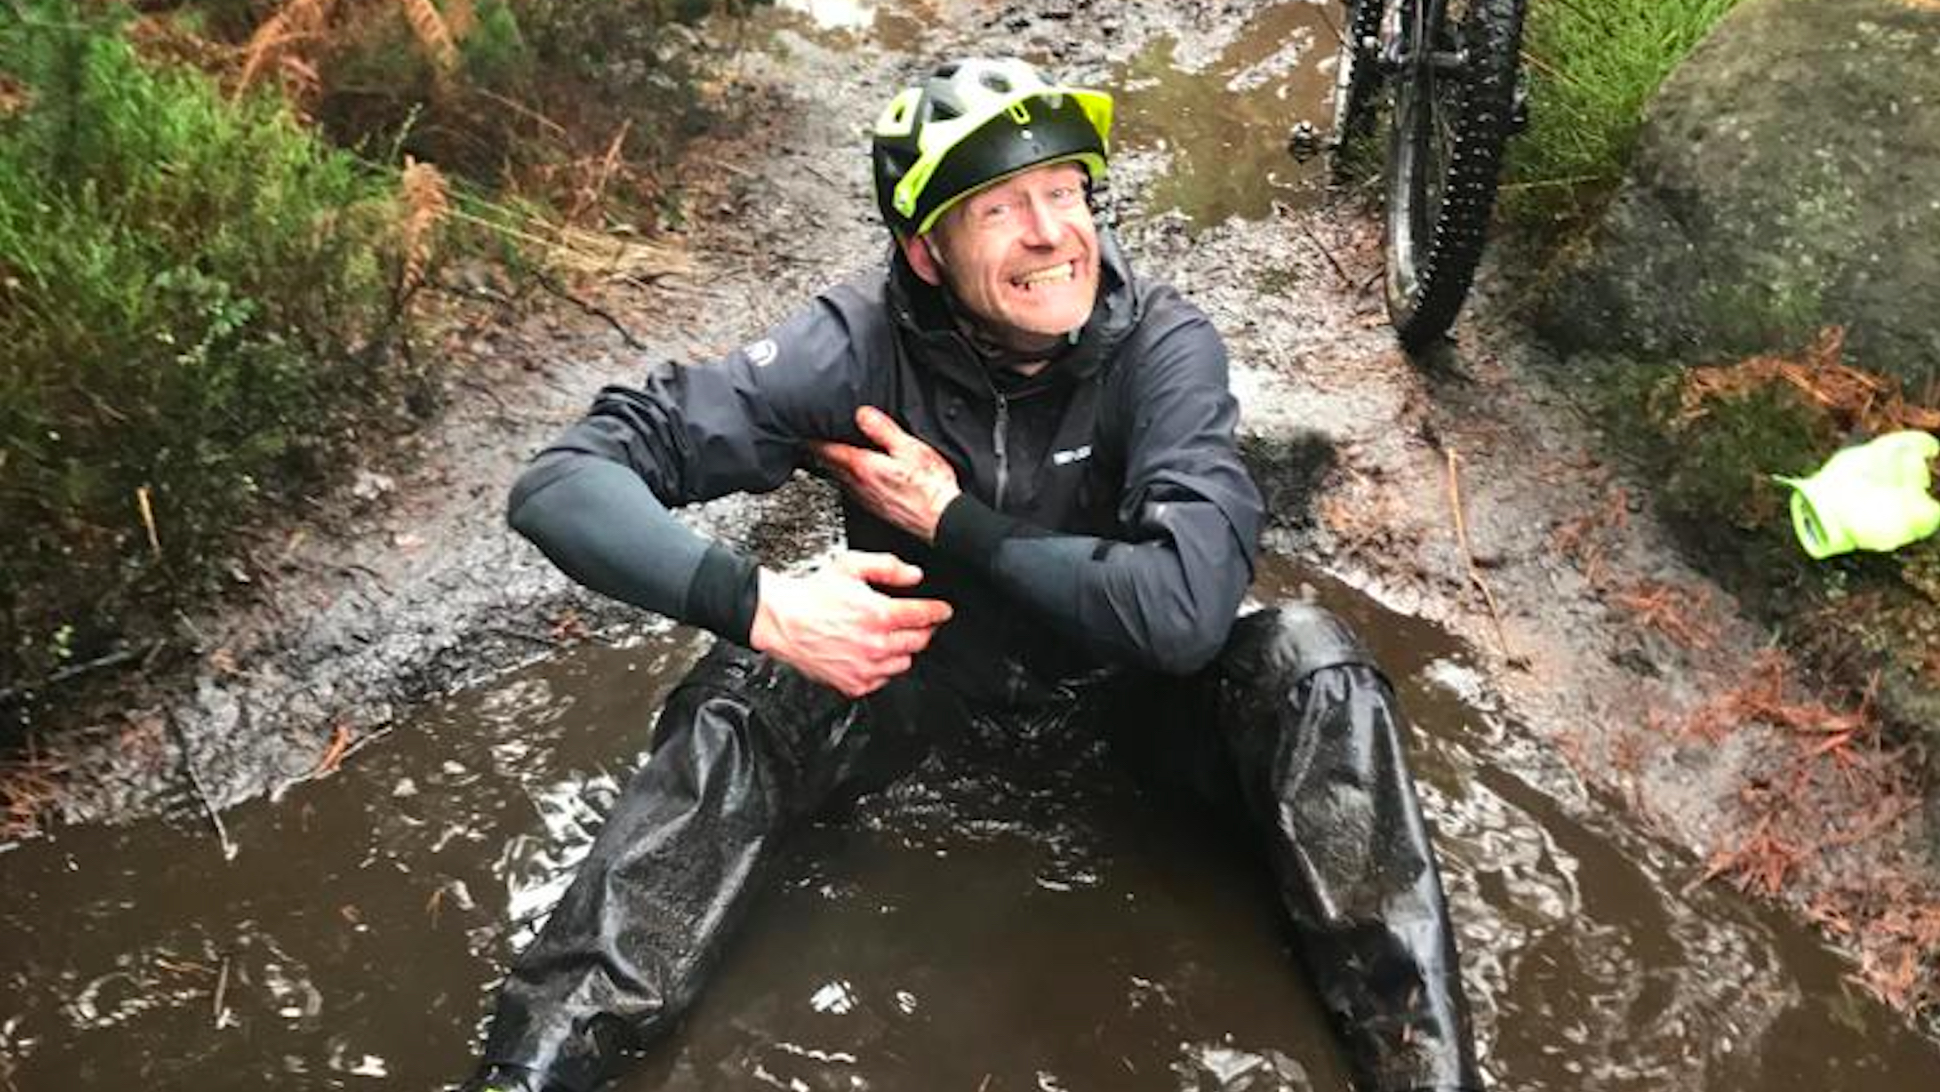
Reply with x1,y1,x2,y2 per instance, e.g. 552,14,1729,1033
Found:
505,292,873,643
932,312,1263,675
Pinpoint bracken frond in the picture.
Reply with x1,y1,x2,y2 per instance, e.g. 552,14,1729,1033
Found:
0,72,29,118
442,0,479,40
237,0,336,97
399,155,452,298
400,0,461,73
1678,327,1940,435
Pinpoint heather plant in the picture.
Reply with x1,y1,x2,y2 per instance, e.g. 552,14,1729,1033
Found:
0,2,416,684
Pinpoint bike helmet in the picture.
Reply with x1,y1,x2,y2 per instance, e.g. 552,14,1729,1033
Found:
871,57,1113,239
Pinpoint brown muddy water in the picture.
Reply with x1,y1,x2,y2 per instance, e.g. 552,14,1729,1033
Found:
767,0,1337,226
4,558,1939,1090
1109,1,1338,225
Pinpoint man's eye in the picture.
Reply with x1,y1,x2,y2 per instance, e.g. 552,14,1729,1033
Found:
981,203,1011,220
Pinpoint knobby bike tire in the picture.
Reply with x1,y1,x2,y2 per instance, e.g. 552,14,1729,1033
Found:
1384,0,1525,351
1330,0,1386,160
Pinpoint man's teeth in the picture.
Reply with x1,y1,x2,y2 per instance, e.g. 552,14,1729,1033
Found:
1015,262,1074,288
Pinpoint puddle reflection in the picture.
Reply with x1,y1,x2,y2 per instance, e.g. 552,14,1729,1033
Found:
1110,0,1339,225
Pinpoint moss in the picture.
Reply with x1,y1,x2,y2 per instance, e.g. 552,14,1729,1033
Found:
1255,266,1302,296
1897,537,1940,605
1695,275,1824,353
1581,347,1940,739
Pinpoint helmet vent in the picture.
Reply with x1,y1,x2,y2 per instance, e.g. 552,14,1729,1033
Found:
980,71,1013,93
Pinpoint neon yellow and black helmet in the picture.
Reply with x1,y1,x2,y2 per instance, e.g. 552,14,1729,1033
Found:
871,57,1113,239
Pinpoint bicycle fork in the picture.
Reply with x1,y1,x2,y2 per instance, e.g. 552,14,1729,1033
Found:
1292,0,1525,162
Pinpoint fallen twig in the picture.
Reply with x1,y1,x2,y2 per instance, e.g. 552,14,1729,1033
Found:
137,485,162,558
796,159,844,190
212,955,231,1028
0,643,154,707
705,155,757,180
167,711,237,861
1297,219,1354,288
535,272,650,351
1445,446,1513,660
314,722,353,776
489,625,560,648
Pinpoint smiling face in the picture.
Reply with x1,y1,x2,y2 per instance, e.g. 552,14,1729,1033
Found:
902,161,1101,355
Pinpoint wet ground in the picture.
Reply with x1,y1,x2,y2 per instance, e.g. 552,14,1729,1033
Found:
8,559,1939,1090
9,0,1940,1084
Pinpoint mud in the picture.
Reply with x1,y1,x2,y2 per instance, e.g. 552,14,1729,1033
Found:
7,0,1939,1081
7,560,1939,1089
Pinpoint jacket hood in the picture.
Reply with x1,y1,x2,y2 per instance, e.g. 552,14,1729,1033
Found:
884,225,1144,396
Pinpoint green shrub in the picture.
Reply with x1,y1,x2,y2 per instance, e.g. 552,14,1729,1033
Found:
1506,0,1743,223
0,3,409,681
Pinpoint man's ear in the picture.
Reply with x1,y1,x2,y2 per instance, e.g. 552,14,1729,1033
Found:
900,232,946,287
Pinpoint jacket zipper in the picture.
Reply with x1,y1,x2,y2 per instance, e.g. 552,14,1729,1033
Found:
992,392,1011,512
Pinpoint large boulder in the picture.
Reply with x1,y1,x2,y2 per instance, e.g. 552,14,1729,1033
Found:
1539,0,1940,392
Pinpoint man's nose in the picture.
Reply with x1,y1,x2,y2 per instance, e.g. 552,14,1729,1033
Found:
1019,196,1061,246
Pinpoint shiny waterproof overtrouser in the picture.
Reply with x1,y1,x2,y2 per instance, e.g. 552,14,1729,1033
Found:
479,605,1480,1092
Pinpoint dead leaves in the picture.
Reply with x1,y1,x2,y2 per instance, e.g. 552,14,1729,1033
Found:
398,156,451,300
1610,579,1718,651
1702,813,1805,897
1676,652,1939,1015
0,746,68,840
235,0,337,102
1663,651,1868,745
0,72,30,118
1677,326,1940,436
399,0,461,75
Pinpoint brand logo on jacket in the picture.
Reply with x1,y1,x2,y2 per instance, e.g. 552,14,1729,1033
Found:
743,339,779,367
1052,444,1092,466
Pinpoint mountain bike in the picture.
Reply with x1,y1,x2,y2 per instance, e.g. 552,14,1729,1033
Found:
1306,0,1529,351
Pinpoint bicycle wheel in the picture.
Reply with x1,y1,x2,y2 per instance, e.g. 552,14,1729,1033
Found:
1383,0,1525,350
1329,0,1386,161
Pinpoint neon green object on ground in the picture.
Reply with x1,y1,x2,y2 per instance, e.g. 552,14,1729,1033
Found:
1774,430,1940,559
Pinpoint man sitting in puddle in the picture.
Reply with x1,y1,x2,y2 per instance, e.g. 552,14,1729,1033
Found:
463,56,1482,1092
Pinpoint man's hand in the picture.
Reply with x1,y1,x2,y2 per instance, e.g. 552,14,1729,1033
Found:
749,551,953,698
811,406,962,543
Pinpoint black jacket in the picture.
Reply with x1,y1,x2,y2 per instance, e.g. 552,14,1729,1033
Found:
508,229,1263,707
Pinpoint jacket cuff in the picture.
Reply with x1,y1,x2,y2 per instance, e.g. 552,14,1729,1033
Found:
934,494,1022,576
685,543,760,645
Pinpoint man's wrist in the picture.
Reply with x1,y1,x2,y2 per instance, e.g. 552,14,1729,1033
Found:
934,494,1022,575
923,484,963,543
685,543,761,645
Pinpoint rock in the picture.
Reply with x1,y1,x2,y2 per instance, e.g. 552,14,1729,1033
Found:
1539,0,1940,392
351,469,395,502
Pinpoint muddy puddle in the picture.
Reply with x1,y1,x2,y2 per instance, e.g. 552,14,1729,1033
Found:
1108,1,1337,225
760,0,1337,228
4,557,1938,1090
765,0,926,54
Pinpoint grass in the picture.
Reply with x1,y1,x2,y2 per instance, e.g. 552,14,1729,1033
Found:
1505,0,1744,225
0,3,415,687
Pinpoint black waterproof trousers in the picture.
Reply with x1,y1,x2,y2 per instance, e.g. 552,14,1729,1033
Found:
479,605,1480,1092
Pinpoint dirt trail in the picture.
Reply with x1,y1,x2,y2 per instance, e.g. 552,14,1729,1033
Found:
20,0,1936,1036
